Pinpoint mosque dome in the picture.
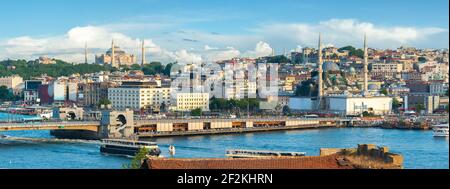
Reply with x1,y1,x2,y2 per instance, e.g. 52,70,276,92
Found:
368,84,379,90
349,67,356,74
322,62,340,72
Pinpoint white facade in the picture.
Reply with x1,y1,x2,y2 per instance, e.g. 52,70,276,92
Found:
327,95,392,115
24,90,39,103
170,92,210,111
50,81,66,101
430,82,448,96
67,83,78,102
371,63,403,72
0,75,23,89
108,87,171,110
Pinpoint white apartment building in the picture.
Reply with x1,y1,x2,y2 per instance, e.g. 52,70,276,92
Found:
108,81,171,110
371,63,403,73
170,92,210,111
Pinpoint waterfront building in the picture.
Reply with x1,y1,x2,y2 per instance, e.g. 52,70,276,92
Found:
95,40,136,68
23,80,43,105
170,92,209,111
80,82,118,107
429,80,448,96
47,78,80,106
288,34,394,116
0,75,23,90
325,93,393,115
108,81,171,111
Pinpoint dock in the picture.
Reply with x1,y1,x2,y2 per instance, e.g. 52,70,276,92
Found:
135,124,335,138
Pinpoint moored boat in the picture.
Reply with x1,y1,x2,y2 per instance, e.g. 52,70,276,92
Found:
226,149,305,158
100,139,161,157
432,123,449,137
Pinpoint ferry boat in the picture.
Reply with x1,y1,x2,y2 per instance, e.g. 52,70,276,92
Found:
100,139,161,157
226,149,305,158
432,123,449,137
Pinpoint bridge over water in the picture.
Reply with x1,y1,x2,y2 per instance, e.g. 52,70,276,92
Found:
0,110,353,139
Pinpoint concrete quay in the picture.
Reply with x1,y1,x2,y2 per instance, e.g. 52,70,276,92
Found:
136,124,336,138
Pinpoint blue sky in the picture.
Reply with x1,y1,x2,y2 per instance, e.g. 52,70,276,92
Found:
1,0,448,63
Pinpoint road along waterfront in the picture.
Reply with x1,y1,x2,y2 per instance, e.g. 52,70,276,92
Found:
0,113,448,169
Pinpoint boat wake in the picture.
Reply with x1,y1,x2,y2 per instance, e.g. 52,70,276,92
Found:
0,135,101,145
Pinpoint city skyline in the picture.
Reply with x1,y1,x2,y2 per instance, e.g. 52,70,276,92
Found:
0,0,448,63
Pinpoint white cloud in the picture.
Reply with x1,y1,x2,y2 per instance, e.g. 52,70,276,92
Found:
0,18,447,62
203,46,241,61
171,49,203,64
243,41,273,58
204,45,218,50
255,19,448,49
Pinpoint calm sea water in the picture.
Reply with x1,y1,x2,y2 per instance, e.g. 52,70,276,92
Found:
0,112,448,169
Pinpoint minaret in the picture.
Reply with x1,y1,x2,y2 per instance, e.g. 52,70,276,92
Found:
111,40,115,67
84,42,88,64
272,48,275,56
317,33,323,98
363,33,369,95
141,40,146,66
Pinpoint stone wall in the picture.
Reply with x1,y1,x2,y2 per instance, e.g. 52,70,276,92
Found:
356,144,403,166
320,144,404,167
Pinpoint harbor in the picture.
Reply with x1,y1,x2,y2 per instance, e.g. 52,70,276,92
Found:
0,118,448,169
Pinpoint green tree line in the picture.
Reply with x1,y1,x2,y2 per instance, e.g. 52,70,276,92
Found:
0,59,114,80
209,97,261,112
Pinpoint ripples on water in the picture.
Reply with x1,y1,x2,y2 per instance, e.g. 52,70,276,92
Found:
0,113,448,169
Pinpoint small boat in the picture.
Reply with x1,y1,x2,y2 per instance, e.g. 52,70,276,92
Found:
100,139,161,157
226,149,305,158
432,123,449,137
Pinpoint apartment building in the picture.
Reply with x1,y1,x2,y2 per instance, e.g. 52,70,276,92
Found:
108,81,171,111
170,92,210,111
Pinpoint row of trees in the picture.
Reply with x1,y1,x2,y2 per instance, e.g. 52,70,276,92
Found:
0,86,21,101
0,59,114,80
209,97,261,112
123,62,174,76
338,46,364,58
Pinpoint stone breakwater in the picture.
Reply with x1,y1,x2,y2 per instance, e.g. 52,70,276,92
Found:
141,144,403,169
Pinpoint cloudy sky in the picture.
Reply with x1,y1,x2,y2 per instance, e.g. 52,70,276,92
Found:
0,0,448,63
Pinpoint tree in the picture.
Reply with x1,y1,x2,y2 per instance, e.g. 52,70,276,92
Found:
0,60,113,80
338,46,364,58
415,104,425,113
418,57,427,62
122,147,149,169
130,64,141,70
163,63,174,76
380,88,389,96
191,108,202,116
0,86,10,101
392,98,401,112
0,85,19,101
97,98,111,108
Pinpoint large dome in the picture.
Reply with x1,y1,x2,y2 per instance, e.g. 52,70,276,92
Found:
322,62,340,72
349,67,356,73
368,84,379,90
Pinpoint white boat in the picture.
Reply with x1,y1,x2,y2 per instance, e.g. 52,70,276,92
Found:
100,139,161,157
226,149,305,158
432,123,449,137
